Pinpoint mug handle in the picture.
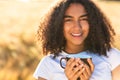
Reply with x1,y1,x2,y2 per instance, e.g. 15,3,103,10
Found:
60,57,67,69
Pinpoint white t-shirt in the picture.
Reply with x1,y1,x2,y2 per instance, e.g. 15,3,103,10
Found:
102,48,120,70
33,48,120,80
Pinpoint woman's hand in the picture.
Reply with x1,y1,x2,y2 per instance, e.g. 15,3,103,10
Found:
64,58,85,80
80,58,94,80
64,58,94,80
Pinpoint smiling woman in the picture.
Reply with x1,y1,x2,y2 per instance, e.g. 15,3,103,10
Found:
33,0,120,80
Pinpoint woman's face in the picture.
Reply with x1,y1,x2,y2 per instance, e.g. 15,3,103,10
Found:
63,3,89,51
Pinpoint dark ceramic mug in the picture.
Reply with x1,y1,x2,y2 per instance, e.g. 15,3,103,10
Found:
60,57,91,69
60,53,92,80
60,53,92,69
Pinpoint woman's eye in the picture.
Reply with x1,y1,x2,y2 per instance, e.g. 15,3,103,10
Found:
80,18,88,21
64,19,72,22
79,18,88,24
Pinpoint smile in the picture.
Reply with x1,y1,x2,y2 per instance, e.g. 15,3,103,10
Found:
71,33,82,37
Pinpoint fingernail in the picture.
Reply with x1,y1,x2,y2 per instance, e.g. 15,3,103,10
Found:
80,64,83,67
75,58,79,61
83,68,85,71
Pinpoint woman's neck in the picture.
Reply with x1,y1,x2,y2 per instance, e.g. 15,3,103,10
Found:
64,44,85,54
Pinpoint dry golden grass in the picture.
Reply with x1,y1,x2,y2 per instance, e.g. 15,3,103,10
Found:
0,0,120,80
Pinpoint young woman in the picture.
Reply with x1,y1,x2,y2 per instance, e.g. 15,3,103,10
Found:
33,0,120,80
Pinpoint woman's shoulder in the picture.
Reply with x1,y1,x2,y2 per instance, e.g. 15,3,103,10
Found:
107,48,120,56
40,54,55,63
104,48,120,70
33,54,56,79
106,48,120,62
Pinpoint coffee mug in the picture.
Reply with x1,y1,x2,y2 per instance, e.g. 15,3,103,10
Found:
60,53,92,69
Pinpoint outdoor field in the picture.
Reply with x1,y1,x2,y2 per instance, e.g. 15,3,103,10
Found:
0,0,120,80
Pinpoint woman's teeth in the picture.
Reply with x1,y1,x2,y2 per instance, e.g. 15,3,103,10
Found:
71,33,82,36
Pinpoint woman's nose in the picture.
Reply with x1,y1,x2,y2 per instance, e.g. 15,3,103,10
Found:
74,21,82,29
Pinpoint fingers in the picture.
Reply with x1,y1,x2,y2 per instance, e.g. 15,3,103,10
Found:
73,64,84,74
74,67,85,77
84,60,91,77
71,64,85,80
64,58,95,80
87,58,94,72
64,58,75,79
64,58,84,80
80,58,94,80
65,58,80,72
65,58,75,70
82,65,90,80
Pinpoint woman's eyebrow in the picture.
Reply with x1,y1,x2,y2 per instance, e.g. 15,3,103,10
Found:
64,14,88,19
80,14,88,18
64,15,73,18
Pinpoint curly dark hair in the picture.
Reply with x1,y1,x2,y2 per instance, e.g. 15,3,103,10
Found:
37,0,115,57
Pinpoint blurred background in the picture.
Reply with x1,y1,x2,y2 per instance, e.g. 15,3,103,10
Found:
0,0,120,80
